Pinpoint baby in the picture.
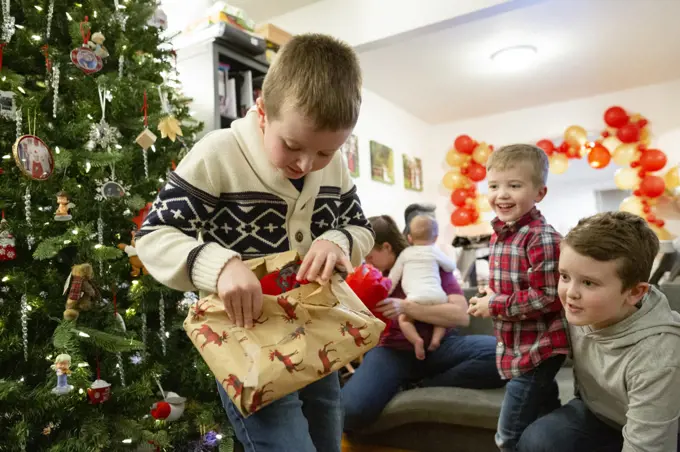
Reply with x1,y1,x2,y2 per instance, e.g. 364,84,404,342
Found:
388,215,456,359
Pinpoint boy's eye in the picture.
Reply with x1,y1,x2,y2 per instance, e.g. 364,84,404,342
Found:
583,280,595,287
510,184,521,189
283,141,301,151
560,273,569,282
489,184,498,190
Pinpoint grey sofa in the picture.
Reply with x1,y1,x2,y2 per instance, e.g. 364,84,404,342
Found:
348,285,680,452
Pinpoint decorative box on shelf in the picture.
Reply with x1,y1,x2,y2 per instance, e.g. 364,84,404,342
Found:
255,23,292,48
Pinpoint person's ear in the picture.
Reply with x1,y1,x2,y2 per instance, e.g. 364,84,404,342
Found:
382,242,393,253
625,282,649,307
256,97,266,129
407,234,413,244
535,185,548,203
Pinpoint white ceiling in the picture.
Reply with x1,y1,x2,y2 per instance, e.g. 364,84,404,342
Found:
227,0,321,23
357,0,680,124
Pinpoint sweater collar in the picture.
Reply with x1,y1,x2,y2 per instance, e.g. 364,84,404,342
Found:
230,109,322,205
491,206,541,237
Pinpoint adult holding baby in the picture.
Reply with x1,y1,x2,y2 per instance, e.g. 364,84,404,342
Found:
342,213,504,432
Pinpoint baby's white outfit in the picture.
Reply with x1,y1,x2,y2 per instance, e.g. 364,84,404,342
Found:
387,245,456,305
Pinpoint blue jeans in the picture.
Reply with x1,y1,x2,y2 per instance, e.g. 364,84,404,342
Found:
342,331,504,431
496,354,566,452
517,398,623,452
217,372,342,452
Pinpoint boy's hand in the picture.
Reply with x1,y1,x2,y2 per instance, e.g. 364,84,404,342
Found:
468,287,495,318
217,258,263,329
297,240,353,284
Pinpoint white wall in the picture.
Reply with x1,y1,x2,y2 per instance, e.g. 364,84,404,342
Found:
431,78,680,245
352,89,437,231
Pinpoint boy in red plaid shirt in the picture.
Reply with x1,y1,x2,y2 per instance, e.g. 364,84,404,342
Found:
469,144,569,451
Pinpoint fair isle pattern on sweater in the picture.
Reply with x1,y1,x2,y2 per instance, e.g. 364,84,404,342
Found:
137,172,370,261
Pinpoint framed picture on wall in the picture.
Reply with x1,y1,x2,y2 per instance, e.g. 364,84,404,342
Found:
369,140,394,185
340,134,359,178
402,154,423,191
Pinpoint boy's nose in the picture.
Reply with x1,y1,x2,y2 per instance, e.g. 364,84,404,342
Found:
297,156,314,173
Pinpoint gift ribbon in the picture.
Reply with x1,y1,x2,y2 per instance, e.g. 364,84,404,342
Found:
141,91,148,127
80,16,91,45
0,43,6,71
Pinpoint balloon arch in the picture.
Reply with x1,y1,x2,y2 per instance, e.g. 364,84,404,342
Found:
443,106,678,239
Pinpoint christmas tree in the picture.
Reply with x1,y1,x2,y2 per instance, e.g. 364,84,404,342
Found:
0,1,235,450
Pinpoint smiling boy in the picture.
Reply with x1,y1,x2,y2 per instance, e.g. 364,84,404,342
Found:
518,212,680,452
136,34,375,452
469,144,569,451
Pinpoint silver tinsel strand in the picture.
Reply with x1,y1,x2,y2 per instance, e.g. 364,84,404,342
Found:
141,312,147,352
142,148,149,178
1,0,15,43
24,187,34,250
46,0,54,40
118,54,124,78
51,64,59,118
159,294,166,356
112,0,128,31
20,294,28,361
116,352,126,386
15,108,21,138
97,214,104,275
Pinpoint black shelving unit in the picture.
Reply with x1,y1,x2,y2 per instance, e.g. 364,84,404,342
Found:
175,24,270,136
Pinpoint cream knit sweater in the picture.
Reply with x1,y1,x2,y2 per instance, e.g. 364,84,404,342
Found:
136,109,375,294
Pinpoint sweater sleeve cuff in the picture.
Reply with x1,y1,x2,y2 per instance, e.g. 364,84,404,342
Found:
315,229,351,257
189,242,241,293
489,293,507,318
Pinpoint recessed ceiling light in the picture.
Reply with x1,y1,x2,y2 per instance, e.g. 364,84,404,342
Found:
490,45,538,72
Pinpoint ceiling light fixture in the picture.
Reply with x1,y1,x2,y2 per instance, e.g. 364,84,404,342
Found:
490,45,538,72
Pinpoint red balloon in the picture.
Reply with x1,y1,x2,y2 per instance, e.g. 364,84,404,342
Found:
639,149,667,172
558,142,570,154
616,123,640,144
657,219,666,228
587,143,611,169
604,106,629,128
639,175,665,198
451,208,473,227
536,139,555,155
450,188,470,207
467,162,486,182
467,208,479,223
454,135,476,155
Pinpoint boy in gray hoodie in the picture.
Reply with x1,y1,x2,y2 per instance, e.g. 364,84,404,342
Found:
518,211,680,452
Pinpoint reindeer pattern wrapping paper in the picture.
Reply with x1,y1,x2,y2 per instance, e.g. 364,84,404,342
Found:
183,250,385,417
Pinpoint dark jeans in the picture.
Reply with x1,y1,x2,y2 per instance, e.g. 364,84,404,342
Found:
342,330,505,431
517,398,623,452
496,354,566,452
217,372,342,452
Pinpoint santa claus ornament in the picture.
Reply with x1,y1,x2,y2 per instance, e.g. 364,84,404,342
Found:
150,378,186,422
0,211,16,262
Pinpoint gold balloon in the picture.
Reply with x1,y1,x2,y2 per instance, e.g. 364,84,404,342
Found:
664,165,680,191
549,153,569,174
472,142,492,166
477,194,492,213
619,196,644,216
615,168,639,190
639,127,651,146
442,169,469,189
612,143,638,166
651,225,674,241
564,125,588,148
601,136,622,154
446,148,471,168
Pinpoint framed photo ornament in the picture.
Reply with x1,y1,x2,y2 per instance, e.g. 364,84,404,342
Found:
12,134,54,181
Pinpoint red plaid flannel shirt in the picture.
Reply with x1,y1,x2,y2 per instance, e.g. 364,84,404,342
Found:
488,207,569,379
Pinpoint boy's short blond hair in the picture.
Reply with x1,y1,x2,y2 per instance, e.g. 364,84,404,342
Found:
409,215,439,242
486,144,549,187
563,211,659,290
262,33,362,130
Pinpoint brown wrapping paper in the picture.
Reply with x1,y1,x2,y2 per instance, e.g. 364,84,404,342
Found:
184,250,385,417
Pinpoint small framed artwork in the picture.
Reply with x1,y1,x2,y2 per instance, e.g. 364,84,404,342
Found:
340,134,359,178
402,155,423,192
369,140,394,185
12,135,55,181
0,90,15,120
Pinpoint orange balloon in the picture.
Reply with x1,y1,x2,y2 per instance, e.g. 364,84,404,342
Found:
564,125,588,148
446,148,471,168
442,169,469,190
587,143,611,169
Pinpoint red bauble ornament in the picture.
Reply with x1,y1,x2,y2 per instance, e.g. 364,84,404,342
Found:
604,106,629,128
639,149,667,172
639,175,665,198
536,139,555,155
451,208,473,227
454,135,476,155
616,123,641,144
467,162,487,182
450,188,470,207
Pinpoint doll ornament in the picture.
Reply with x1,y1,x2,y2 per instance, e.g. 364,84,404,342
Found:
54,191,74,221
51,353,74,395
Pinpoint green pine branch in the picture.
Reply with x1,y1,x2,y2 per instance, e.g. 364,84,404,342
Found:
72,326,144,353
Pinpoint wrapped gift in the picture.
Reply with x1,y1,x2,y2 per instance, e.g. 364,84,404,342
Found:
184,250,384,417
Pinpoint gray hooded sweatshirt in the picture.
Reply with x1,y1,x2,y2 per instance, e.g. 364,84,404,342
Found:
571,286,680,452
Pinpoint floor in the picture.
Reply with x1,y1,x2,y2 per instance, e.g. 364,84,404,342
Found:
342,436,413,452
